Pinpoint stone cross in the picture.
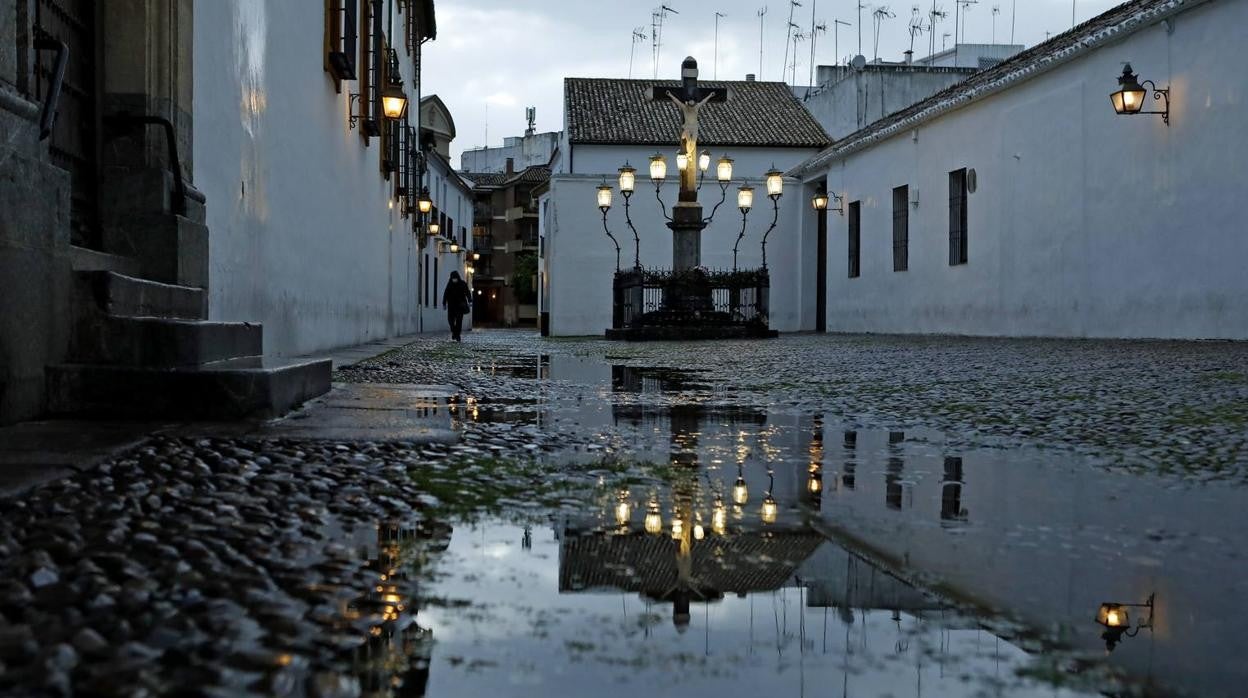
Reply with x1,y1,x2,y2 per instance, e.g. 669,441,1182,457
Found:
652,57,727,203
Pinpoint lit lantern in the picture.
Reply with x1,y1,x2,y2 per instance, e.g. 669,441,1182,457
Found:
1110,65,1147,116
737,185,755,212
472,252,481,261
765,168,784,198
618,163,637,193
807,469,823,494
676,152,690,172
649,153,667,181
450,243,460,253
597,184,613,211
698,150,711,173
381,85,409,120
465,264,474,274
428,222,440,236
711,498,728,535
761,494,778,525
732,475,748,506
1097,603,1129,629
417,189,433,214
615,491,632,527
716,155,734,182
644,498,663,535
811,186,830,211
693,516,705,540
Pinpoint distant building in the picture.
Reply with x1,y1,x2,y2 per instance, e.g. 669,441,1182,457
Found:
460,130,560,174
799,63,978,141
913,43,1025,70
789,0,1248,339
540,77,831,336
462,161,550,327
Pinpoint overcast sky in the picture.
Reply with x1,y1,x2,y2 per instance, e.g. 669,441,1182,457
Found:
423,0,1124,166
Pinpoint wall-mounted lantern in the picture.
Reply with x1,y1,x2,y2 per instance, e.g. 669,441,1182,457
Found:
381,85,409,120
1096,593,1155,651
1110,64,1169,125
811,184,845,215
417,188,433,215
472,252,481,261
449,242,460,254
428,221,440,236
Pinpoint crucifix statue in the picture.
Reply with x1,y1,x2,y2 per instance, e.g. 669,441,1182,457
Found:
652,57,727,204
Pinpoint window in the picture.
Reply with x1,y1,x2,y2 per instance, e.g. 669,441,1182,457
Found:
423,254,429,305
949,168,968,265
357,0,382,137
325,0,358,82
892,185,909,272
847,200,861,279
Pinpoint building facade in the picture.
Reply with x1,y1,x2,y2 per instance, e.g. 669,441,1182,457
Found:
790,0,1248,340
540,77,831,337
460,129,560,174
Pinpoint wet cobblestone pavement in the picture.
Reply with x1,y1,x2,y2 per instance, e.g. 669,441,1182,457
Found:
2,330,1246,696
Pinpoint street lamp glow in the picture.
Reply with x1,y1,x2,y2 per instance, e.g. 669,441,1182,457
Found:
472,252,481,261
381,85,409,120
812,187,830,211
737,185,755,212
449,243,460,253
618,163,637,193
644,497,663,535
428,222,440,235
670,515,684,539
676,152,690,172
649,153,667,181
615,492,632,527
716,155,734,182
698,150,711,172
765,168,784,198
1110,65,1147,115
761,494,778,525
732,475,748,506
711,498,728,535
417,189,432,214
597,184,613,211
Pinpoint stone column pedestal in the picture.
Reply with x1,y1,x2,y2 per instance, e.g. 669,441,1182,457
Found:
668,203,704,272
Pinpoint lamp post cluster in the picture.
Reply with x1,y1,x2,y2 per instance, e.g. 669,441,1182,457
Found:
596,153,790,271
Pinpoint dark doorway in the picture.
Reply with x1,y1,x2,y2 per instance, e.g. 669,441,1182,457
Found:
815,203,827,332
34,0,101,248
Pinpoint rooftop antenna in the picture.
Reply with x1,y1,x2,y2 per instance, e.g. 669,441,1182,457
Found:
908,6,929,56
991,4,1000,43
1072,0,1077,28
525,107,536,137
714,11,726,79
1010,0,1016,43
942,31,951,50
782,1,803,83
630,27,647,78
810,19,827,86
757,6,769,78
871,6,895,61
654,5,679,78
954,0,978,46
857,0,867,55
790,27,807,84
484,102,489,148
833,18,851,67
929,2,947,57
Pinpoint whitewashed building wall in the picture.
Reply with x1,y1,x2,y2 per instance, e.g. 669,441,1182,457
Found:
194,1,438,356
795,0,1248,340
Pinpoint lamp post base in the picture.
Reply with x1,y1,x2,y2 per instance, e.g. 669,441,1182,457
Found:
669,203,704,272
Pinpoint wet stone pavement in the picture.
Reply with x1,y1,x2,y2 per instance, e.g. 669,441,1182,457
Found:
2,330,1247,697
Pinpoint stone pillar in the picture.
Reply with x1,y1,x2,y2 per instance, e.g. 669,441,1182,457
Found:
0,0,73,424
669,203,704,272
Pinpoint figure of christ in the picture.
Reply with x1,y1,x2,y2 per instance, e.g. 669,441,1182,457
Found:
667,90,718,196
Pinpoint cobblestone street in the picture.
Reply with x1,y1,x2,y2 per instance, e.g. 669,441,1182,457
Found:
2,330,1246,697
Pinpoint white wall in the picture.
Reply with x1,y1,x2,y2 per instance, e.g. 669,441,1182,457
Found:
800,0,1248,339
194,1,431,355
542,173,804,337
421,152,473,333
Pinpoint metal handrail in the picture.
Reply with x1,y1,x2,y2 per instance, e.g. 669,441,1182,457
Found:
103,113,188,216
32,28,68,141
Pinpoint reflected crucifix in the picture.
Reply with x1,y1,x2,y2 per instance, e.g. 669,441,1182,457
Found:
652,57,727,204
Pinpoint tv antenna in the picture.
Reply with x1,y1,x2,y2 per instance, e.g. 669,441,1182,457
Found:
954,0,978,46
908,6,929,56
833,18,851,67
872,6,895,61
1010,0,1017,43
790,27,808,84
857,1,867,55
629,27,647,78
782,1,803,83
991,4,1000,43
928,2,948,57
714,11,727,78
652,5,679,79
757,7,769,78
810,19,827,86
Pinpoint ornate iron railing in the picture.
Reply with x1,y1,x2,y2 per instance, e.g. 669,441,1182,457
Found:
612,267,770,330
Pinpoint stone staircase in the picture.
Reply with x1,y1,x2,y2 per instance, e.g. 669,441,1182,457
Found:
46,245,331,420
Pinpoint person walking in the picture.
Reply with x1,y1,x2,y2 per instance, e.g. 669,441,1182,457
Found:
441,271,472,341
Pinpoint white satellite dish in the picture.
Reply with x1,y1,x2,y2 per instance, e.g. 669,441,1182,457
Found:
850,54,868,70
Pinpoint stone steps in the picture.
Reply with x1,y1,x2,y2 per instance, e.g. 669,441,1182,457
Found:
69,316,263,368
47,357,333,420
75,270,206,320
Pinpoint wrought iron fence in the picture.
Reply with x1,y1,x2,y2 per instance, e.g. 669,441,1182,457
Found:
613,267,770,330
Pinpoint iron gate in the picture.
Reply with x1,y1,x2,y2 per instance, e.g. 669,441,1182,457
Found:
34,0,100,248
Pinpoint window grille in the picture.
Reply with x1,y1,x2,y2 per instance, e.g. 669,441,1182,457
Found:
892,185,909,272
949,168,968,265
326,0,358,81
848,201,861,279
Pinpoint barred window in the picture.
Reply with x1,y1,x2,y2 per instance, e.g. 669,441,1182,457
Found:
949,168,968,265
325,0,358,82
892,185,909,272
847,200,861,279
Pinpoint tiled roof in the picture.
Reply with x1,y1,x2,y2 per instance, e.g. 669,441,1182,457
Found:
792,0,1202,175
460,165,551,189
459,172,506,187
504,165,551,186
565,78,832,148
